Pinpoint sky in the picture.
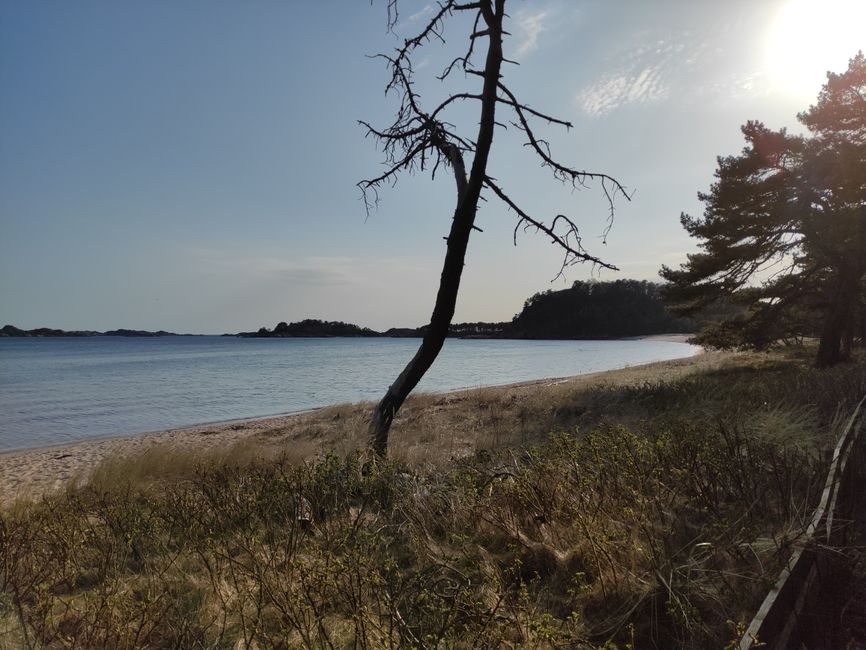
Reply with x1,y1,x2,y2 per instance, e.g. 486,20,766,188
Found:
1,0,864,334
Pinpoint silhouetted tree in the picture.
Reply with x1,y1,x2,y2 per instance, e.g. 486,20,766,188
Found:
361,1,629,456
512,280,693,339
661,53,866,367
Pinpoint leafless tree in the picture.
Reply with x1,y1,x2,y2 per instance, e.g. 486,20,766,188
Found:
360,0,629,456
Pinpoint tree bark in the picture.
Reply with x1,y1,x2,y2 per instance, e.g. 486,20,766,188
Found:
370,1,505,456
816,259,858,367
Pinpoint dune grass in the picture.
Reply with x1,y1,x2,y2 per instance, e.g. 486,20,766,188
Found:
1,348,864,648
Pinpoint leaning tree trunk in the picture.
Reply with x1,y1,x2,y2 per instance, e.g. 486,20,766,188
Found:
370,2,505,456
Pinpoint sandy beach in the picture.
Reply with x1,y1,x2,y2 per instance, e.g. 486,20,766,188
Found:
0,334,706,506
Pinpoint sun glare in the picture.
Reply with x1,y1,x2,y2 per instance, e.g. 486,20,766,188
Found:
764,0,866,102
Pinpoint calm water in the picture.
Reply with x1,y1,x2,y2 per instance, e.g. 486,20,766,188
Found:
0,336,700,451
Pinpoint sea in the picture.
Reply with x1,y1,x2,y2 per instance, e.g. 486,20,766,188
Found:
0,336,701,452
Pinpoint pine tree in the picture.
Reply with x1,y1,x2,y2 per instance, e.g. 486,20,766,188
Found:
661,53,866,366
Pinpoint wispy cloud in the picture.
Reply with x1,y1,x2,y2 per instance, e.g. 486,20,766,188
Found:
575,24,776,118
395,4,434,34
578,66,669,117
513,8,548,57
189,249,351,286
187,249,431,292
405,4,434,24
699,70,773,101
576,39,684,117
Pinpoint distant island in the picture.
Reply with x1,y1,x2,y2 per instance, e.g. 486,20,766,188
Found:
236,319,381,338
4,280,730,341
0,325,184,338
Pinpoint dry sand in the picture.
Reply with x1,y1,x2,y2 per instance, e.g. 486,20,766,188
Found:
0,334,711,506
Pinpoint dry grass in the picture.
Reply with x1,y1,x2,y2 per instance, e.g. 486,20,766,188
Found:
1,347,864,648
238,351,736,467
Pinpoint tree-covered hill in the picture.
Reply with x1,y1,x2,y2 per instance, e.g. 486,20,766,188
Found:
511,279,695,339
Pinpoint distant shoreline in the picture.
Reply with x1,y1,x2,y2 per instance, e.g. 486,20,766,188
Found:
3,280,706,340
0,325,194,338
1,323,694,343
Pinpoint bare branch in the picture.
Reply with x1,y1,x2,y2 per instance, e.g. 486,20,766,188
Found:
439,9,482,80
479,0,496,25
390,1,455,77
483,176,619,276
429,93,484,122
497,81,630,192
495,95,572,128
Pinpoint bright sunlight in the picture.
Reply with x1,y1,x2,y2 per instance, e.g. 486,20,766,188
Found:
765,0,866,101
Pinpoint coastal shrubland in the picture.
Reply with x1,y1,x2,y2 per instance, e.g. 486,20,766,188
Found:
1,348,864,648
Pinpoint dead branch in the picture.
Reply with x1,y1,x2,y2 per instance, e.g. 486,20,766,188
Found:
483,176,619,278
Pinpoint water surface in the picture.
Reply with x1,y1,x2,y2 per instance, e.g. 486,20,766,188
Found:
0,336,700,451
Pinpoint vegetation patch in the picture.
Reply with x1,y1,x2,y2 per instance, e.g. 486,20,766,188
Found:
1,350,864,648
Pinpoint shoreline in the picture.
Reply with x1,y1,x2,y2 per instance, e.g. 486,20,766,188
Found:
0,333,697,456
1,335,703,505
1,333,697,456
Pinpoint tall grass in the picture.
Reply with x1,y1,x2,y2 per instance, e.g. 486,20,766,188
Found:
1,349,863,648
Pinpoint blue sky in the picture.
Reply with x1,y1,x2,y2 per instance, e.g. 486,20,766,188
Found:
1,0,863,333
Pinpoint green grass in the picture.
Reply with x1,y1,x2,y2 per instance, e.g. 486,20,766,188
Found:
1,348,864,648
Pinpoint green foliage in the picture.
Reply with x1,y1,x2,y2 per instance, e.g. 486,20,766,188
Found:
661,53,866,365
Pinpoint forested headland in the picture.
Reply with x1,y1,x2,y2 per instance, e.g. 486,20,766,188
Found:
510,279,696,338
245,280,710,340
